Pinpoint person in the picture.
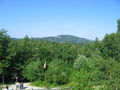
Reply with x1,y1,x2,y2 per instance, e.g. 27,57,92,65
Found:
20,82,23,89
3,86,8,90
16,82,19,88
6,86,9,90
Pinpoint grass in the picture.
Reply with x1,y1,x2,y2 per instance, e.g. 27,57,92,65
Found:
30,81,69,89
0,84,3,90
30,81,107,90
30,81,55,88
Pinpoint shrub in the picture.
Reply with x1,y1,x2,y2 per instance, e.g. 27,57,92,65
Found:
69,69,93,90
46,60,72,85
22,60,44,81
74,55,89,71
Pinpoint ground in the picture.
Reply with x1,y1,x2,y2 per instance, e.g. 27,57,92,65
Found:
1,83,61,90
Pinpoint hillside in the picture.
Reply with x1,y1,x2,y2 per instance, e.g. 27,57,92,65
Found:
33,35,93,44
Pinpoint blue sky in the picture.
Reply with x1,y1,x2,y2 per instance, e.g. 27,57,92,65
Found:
0,0,120,40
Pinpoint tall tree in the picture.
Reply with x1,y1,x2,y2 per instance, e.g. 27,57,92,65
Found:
102,20,120,61
7,35,33,78
0,29,11,77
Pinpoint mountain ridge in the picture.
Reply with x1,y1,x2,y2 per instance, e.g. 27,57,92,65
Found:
32,35,93,44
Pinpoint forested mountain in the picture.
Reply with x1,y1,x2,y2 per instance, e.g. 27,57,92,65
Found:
0,19,120,89
13,35,93,44
33,35,93,44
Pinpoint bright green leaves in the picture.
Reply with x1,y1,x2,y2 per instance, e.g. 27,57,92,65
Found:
74,55,88,70
46,60,71,85
22,60,44,81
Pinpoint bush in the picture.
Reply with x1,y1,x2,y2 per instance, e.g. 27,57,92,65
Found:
69,69,93,90
46,60,72,85
71,54,120,89
74,55,89,71
22,60,44,81
31,80,57,88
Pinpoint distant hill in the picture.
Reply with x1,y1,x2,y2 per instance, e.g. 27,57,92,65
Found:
33,35,93,44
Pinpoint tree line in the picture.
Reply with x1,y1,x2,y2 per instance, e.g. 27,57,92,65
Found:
0,19,120,89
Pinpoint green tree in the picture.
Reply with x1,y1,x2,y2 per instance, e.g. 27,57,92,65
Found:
46,60,71,85
7,36,34,78
117,19,120,32
74,55,88,71
22,60,44,81
0,29,11,77
70,69,93,90
102,32,120,61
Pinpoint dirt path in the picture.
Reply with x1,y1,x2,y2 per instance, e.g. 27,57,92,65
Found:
2,83,61,90
2,83,44,90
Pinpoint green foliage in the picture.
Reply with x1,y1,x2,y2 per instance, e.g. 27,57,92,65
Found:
35,35,93,44
22,60,44,81
69,69,93,90
117,19,120,32
74,55,88,70
0,29,11,76
102,32,120,61
46,60,72,85
70,53,120,89
1,19,120,89
7,36,34,78
31,81,57,88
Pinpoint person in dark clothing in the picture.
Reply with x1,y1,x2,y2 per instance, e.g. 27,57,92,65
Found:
20,82,23,89
6,86,9,90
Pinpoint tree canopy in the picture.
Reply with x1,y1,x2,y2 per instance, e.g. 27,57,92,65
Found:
0,19,120,89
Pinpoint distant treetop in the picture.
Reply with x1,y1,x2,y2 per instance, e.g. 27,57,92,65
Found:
117,19,120,24
117,19,120,32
